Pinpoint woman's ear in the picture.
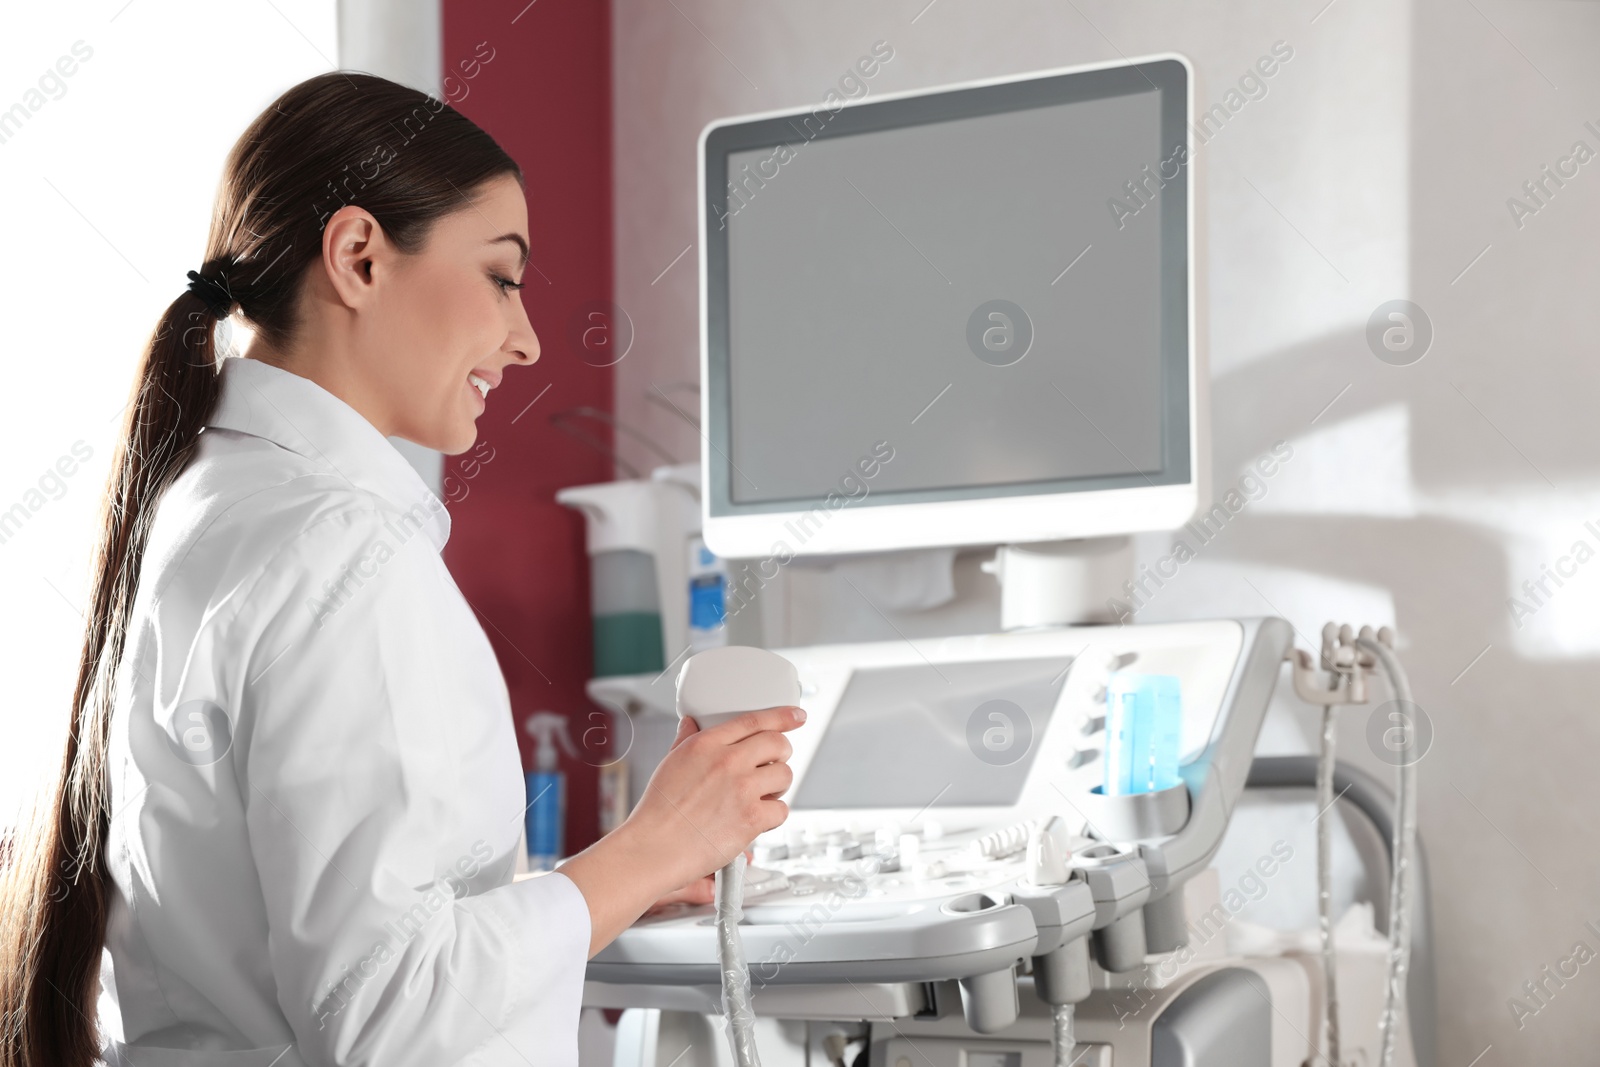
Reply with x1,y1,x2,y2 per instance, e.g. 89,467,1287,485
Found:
321,203,384,311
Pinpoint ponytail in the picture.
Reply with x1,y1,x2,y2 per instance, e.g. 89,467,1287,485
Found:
0,69,519,1066
0,265,230,1067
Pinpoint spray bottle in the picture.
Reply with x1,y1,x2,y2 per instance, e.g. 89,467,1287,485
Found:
523,712,579,871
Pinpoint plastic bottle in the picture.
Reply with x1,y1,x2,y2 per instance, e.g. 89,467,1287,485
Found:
1103,673,1182,796
523,712,579,870
687,536,729,653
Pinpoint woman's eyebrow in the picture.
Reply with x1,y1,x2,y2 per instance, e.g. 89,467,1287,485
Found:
487,233,529,269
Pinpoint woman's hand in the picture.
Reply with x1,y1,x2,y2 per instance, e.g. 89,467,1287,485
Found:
642,847,751,915
644,874,716,914
632,707,802,886
557,705,804,956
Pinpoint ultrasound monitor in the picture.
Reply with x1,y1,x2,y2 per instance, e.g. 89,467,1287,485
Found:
697,55,1202,558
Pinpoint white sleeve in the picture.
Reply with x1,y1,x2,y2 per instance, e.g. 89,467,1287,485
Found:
230,505,591,1067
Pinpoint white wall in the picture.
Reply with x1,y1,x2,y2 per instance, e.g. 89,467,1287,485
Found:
337,0,445,494
0,0,448,825
0,1,337,830
612,0,1600,1059
1402,0,1600,1058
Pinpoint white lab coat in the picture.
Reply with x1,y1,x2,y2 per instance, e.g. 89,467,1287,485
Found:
98,356,591,1067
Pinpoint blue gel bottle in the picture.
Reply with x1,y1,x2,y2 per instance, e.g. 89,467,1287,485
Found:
523,712,577,871
1104,673,1182,796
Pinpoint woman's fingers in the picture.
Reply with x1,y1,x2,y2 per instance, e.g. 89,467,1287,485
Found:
629,704,805,886
730,729,793,768
750,760,794,801
669,714,700,751
755,797,789,834
650,875,716,911
700,705,806,744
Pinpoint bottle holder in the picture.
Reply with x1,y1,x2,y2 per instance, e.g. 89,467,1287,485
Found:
1077,780,1190,842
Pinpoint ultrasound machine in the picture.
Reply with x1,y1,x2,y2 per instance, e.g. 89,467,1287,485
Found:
580,54,1429,1067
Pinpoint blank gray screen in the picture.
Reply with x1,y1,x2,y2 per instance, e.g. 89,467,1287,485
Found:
726,90,1165,505
791,657,1072,810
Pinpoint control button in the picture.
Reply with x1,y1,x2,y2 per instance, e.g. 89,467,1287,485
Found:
754,842,790,864
898,834,921,869
1027,816,1071,886
827,841,863,861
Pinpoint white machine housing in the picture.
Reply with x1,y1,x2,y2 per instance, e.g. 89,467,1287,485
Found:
588,618,1289,997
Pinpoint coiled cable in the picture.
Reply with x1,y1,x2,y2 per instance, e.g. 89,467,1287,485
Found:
1356,635,1418,1067
1316,703,1341,1067
716,853,762,1067
1051,1003,1074,1067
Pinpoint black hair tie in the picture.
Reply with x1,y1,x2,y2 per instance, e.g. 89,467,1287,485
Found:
185,269,235,318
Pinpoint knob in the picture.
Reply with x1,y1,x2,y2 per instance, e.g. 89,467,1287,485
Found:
753,842,789,864
1026,816,1071,886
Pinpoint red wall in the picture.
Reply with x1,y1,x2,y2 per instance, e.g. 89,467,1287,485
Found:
442,0,613,852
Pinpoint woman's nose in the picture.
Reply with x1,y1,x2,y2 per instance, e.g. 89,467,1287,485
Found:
506,301,540,364
508,328,540,365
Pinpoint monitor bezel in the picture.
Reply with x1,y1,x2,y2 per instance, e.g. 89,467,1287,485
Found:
698,53,1203,558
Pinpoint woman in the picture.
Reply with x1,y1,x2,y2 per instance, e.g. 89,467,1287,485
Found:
0,72,801,1067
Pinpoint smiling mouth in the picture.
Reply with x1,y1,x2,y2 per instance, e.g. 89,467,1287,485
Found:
468,372,492,399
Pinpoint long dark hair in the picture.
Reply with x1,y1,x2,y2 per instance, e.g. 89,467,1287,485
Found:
0,71,521,1067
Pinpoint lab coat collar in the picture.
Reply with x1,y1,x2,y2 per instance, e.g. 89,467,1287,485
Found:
205,356,451,552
